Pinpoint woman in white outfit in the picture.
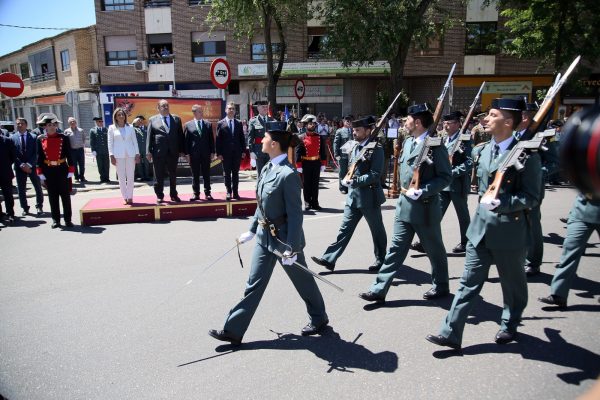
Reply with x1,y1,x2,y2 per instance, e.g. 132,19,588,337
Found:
108,108,140,205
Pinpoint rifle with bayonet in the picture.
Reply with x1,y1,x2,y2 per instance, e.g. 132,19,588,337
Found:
407,63,456,190
481,55,581,201
448,81,486,164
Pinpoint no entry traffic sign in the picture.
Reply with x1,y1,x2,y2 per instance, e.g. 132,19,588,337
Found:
210,58,232,89
0,73,25,97
294,79,305,100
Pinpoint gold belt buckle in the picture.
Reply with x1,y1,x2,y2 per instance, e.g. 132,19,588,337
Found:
50,161,58,166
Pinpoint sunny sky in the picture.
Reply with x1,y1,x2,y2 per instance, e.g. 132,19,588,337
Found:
0,0,97,57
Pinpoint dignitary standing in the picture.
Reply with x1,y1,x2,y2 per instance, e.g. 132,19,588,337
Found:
146,99,185,204
333,115,354,194
108,108,140,205
295,114,327,211
64,117,86,182
359,104,452,303
427,98,542,350
12,118,44,216
184,104,215,201
36,113,75,229
247,100,275,179
209,121,329,346
216,102,246,200
311,116,387,272
90,117,110,183
133,116,151,181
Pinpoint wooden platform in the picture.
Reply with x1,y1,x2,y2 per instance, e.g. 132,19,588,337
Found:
80,191,257,226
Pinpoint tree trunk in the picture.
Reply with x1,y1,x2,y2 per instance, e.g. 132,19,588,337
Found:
389,44,410,113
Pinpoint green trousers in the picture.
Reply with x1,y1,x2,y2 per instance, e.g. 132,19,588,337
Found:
440,191,470,245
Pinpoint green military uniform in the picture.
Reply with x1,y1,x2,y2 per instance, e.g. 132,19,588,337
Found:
367,131,452,298
221,155,328,340
333,124,353,192
438,127,542,346
247,113,275,179
135,126,150,180
315,136,387,271
544,194,600,302
89,123,110,182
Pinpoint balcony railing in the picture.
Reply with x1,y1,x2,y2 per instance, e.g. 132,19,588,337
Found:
30,72,56,84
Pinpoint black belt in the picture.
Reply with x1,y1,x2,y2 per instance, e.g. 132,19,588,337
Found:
258,215,287,237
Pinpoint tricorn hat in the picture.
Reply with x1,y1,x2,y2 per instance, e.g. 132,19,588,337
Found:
491,98,526,112
351,115,376,128
442,111,464,122
407,103,432,116
92,117,103,121
38,112,62,124
300,114,317,123
266,121,288,133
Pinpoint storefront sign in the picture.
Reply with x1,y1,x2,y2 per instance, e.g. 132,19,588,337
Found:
238,61,390,77
276,85,342,97
483,81,532,94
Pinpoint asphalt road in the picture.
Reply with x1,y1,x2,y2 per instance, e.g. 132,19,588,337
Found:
1,166,598,400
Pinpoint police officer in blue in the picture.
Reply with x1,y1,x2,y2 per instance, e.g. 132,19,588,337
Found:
311,116,387,272
333,115,354,194
209,121,329,346
359,103,452,303
426,98,542,350
247,100,275,179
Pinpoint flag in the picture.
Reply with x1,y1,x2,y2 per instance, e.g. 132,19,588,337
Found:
268,102,273,117
284,105,289,122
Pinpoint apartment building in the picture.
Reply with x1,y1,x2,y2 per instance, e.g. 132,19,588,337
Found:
0,26,101,133
94,0,556,123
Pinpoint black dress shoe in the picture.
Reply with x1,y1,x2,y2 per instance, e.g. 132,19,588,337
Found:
64,221,74,227
233,193,241,200
410,241,426,253
205,193,214,201
340,189,348,194
368,262,382,272
157,198,165,205
6,216,15,224
423,288,450,300
51,221,61,229
226,193,232,201
21,209,29,217
494,330,516,345
358,291,385,303
312,204,323,211
304,203,311,211
426,334,461,350
36,207,43,216
301,319,329,336
311,256,335,271
208,329,242,346
170,196,182,202
538,294,567,309
452,243,466,253
190,194,200,201
525,265,540,277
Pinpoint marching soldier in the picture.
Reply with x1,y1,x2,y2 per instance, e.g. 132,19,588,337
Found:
311,116,387,272
333,115,354,194
208,121,329,346
247,100,275,179
36,113,75,229
358,103,452,304
90,117,110,183
296,114,327,211
426,98,542,350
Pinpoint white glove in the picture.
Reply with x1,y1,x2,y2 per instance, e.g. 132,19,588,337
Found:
92,151,97,157
38,174,46,181
238,231,255,244
67,172,74,179
250,152,256,160
320,165,326,173
341,178,352,187
480,196,501,211
297,167,303,173
250,158,256,168
405,188,423,200
281,250,297,266
335,156,341,161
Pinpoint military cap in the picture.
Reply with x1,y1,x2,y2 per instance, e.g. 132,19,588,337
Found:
525,103,539,112
343,114,354,121
491,98,526,112
92,117,103,121
300,114,317,123
407,103,432,115
442,111,464,121
352,115,376,128
254,100,268,106
39,112,62,124
266,121,288,133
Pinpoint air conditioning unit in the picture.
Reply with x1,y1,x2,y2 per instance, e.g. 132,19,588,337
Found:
87,72,99,85
134,61,148,72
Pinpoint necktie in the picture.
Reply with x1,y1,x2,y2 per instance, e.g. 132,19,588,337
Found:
229,120,234,137
164,116,169,129
409,139,417,154
21,134,26,154
489,144,500,169
197,120,202,132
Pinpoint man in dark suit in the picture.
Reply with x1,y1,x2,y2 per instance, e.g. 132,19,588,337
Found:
184,104,215,201
12,118,44,216
89,117,110,183
216,102,246,200
146,99,185,204
0,133,16,225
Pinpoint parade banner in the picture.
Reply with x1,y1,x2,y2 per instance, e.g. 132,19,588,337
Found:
113,96,223,122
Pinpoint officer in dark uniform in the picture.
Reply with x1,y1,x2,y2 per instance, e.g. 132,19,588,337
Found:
89,117,110,183
426,98,542,350
359,103,452,303
36,113,75,229
296,114,327,211
247,100,275,179
133,116,150,181
333,115,354,194
208,121,329,346
311,116,387,272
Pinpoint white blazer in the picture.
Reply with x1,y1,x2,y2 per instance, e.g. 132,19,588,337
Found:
108,124,139,158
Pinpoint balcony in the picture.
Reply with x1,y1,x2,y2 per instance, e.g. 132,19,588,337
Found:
30,71,56,84
148,61,174,82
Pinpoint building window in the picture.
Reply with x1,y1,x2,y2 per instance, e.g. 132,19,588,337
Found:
20,63,30,79
106,50,137,65
103,0,134,11
60,50,70,71
307,27,328,60
105,35,137,66
148,33,173,64
191,31,225,63
465,22,497,55
188,0,211,5
144,0,171,7
251,43,284,61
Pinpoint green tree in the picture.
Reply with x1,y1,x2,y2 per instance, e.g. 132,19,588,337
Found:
313,0,454,108
498,0,600,71
206,0,305,109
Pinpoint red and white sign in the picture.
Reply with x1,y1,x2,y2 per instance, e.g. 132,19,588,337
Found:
210,58,231,89
294,79,305,100
0,73,25,97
